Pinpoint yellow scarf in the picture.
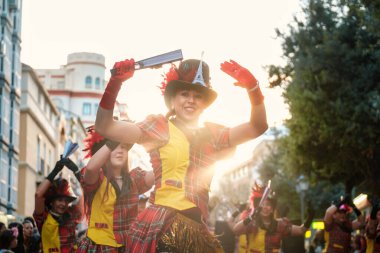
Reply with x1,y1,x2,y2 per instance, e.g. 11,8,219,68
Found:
41,213,61,253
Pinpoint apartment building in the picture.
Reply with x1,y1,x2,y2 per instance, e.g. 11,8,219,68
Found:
0,0,22,217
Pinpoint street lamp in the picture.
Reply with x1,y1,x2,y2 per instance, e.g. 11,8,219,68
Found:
295,175,309,223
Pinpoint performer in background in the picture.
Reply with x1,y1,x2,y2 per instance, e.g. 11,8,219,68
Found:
365,198,380,253
34,156,83,253
323,195,364,253
76,126,154,253
95,55,268,253
233,183,314,253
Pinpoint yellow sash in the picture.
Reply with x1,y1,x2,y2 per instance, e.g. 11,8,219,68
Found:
246,229,266,253
154,122,195,210
238,234,247,253
366,238,374,253
41,213,61,253
87,178,121,247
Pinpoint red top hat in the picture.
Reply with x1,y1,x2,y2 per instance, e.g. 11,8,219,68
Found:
45,178,77,206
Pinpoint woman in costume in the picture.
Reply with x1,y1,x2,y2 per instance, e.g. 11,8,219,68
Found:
33,157,83,253
233,183,313,253
95,55,268,252
76,127,154,252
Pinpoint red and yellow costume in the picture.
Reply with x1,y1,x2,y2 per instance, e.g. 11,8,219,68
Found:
365,222,380,252
77,168,150,253
33,179,82,253
236,184,292,253
76,126,151,252
237,214,292,253
127,114,234,253
323,220,352,253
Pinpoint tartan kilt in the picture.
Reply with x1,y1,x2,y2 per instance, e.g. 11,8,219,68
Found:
77,237,124,253
126,204,223,253
126,204,173,253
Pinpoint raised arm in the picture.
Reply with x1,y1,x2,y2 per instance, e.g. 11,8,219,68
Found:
220,60,268,146
34,159,65,215
83,144,113,185
324,205,337,226
291,205,315,236
95,59,142,144
232,218,250,235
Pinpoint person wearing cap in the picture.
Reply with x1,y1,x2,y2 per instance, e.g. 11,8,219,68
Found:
76,126,154,253
232,183,313,253
365,199,380,252
323,195,364,253
95,55,268,253
33,157,83,253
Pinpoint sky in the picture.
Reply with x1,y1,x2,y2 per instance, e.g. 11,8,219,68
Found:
21,0,302,175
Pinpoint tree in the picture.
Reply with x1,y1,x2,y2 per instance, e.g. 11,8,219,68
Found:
267,0,380,194
257,128,345,220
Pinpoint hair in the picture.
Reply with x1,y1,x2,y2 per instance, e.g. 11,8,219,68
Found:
0,229,17,249
23,216,36,228
0,222,5,231
22,220,34,230
165,108,176,120
83,158,131,221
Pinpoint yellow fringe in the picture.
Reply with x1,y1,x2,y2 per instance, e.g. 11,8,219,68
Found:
159,213,224,253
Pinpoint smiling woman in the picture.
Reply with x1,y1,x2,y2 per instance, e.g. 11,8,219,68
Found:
94,54,268,252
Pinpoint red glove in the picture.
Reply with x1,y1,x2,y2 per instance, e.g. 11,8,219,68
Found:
220,60,258,89
99,59,135,110
221,60,264,105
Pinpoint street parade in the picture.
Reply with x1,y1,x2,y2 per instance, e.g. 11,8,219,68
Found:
1,0,379,252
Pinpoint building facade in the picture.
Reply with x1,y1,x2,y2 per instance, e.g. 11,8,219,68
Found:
18,64,61,216
0,0,22,217
36,52,151,171
209,139,273,224
18,64,86,217
35,52,107,128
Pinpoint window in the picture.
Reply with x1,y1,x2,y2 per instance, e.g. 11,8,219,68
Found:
83,103,91,115
11,102,19,147
37,137,41,173
11,157,18,207
43,143,46,174
94,103,99,115
0,149,8,201
95,77,101,89
48,149,52,173
2,91,10,143
85,76,92,88
37,89,42,105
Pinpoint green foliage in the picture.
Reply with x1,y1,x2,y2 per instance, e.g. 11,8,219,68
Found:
258,132,345,219
266,0,380,194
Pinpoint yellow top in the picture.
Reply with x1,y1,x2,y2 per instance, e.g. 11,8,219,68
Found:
154,121,196,210
41,213,61,253
366,238,374,253
87,178,122,247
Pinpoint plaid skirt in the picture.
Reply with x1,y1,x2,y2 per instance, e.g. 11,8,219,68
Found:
126,204,223,253
76,237,124,253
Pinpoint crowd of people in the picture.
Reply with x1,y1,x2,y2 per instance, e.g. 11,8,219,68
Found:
0,56,379,253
